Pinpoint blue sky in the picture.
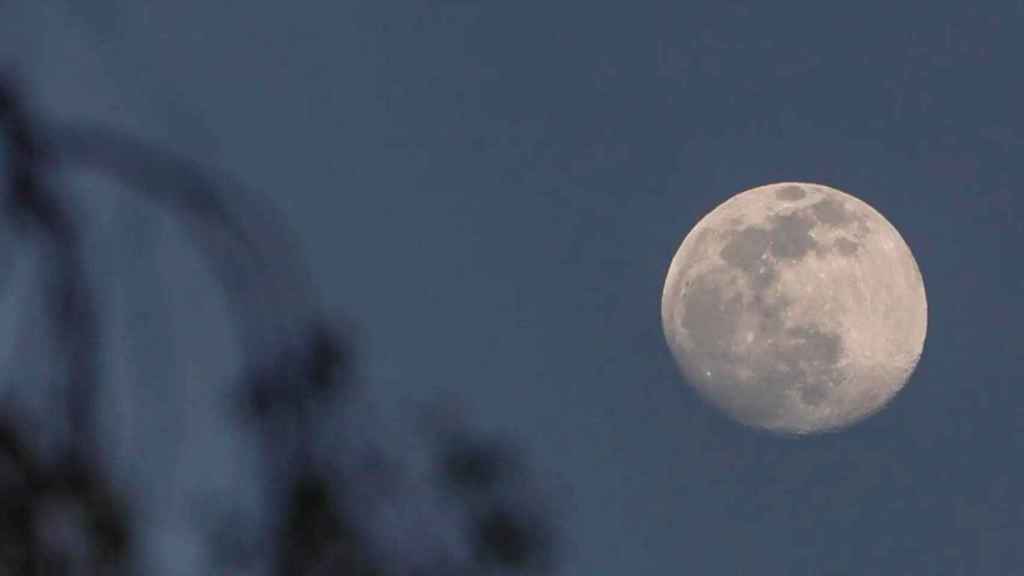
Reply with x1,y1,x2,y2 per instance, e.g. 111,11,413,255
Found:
3,1,1022,574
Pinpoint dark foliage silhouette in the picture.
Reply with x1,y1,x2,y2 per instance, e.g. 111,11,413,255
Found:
0,73,557,575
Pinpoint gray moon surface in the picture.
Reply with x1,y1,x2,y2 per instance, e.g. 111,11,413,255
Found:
661,182,927,434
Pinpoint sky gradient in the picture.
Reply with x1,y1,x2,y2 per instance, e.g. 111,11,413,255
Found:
3,1,1022,574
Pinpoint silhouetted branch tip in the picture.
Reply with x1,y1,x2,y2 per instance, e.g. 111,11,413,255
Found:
0,71,558,576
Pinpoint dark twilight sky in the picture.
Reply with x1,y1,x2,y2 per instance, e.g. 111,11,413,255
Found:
3,1,1023,574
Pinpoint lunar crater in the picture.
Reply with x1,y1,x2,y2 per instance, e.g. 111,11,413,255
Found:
832,237,861,256
775,184,807,201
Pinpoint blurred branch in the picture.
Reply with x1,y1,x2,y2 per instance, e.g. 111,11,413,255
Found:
1,71,102,464
1,70,558,575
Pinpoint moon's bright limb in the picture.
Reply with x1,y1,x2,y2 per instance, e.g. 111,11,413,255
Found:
661,182,927,434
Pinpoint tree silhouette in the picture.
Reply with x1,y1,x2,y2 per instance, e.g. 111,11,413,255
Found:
0,72,557,575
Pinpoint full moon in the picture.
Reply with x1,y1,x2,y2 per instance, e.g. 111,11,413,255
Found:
661,182,927,434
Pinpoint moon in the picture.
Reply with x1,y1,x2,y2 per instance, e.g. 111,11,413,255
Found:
661,182,927,434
